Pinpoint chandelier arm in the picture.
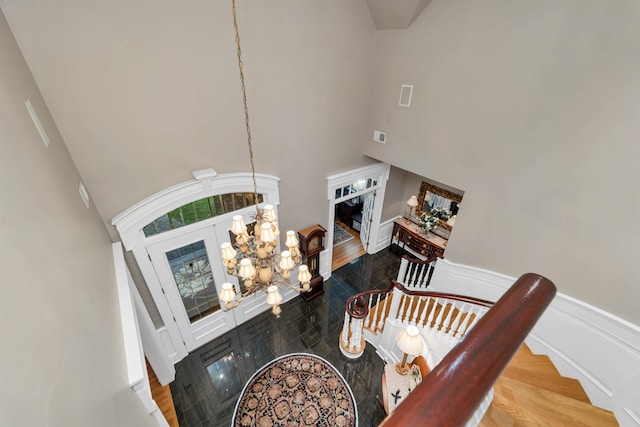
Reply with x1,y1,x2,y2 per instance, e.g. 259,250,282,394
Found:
231,0,260,208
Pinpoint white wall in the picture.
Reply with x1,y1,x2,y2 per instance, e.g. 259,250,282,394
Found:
0,9,157,426
364,0,640,325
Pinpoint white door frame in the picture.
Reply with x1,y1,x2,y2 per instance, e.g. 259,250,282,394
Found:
112,170,283,363
325,163,390,278
146,225,236,351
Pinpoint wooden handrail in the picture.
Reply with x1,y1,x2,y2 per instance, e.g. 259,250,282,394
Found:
344,280,494,319
380,273,557,427
401,253,441,265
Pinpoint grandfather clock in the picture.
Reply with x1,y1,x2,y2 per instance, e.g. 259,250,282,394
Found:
298,224,326,301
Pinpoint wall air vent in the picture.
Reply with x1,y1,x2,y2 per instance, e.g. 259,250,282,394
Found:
399,84,413,107
79,182,90,209
25,99,50,147
373,130,386,144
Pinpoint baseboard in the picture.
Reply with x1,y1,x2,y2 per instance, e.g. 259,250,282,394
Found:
429,258,640,426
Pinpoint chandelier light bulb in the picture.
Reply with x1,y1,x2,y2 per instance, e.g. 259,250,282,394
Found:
265,285,282,305
231,215,247,235
219,282,236,303
279,250,294,270
262,204,276,222
298,265,312,283
220,242,237,261
238,258,256,279
285,230,299,248
260,222,276,243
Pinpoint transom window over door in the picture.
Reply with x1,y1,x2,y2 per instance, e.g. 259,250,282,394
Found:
143,192,263,237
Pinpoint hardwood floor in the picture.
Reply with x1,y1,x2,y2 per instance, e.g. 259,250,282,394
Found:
332,220,366,271
147,360,179,427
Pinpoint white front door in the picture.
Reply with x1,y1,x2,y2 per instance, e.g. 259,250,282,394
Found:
147,226,236,351
360,190,376,251
212,213,271,324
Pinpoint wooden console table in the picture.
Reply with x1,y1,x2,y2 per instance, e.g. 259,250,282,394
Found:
392,218,447,259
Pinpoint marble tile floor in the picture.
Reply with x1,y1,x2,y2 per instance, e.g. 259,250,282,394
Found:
170,247,403,427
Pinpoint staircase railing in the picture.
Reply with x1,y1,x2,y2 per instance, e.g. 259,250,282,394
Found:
395,254,438,290
339,255,494,358
380,273,557,426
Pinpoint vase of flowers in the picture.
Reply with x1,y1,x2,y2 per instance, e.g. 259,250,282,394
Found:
419,208,452,232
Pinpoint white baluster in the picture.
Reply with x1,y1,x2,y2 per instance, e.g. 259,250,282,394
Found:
418,297,431,328
426,297,439,330
377,291,390,330
404,295,416,324
409,264,418,288
370,294,381,331
398,294,408,324
449,302,467,338
462,307,488,336
396,257,409,285
454,310,471,339
410,296,422,325
351,318,364,352
415,264,426,289
341,312,350,347
444,301,458,335
388,288,403,321
366,295,373,329
434,299,447,333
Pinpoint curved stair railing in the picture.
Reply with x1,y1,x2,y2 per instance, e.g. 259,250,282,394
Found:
380,273,557,426
339,255,494,358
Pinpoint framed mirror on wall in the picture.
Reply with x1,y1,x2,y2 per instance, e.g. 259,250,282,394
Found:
414,181,463,237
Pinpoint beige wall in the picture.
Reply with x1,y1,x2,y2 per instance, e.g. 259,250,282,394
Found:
364,0,640,324
2,0,377,326
0,10,156,426
3,0,377,236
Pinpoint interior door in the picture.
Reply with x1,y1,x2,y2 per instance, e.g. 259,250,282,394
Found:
360,190,376,251
148,226,236,351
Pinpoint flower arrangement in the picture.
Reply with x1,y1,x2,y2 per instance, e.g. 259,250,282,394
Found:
419,208,452,232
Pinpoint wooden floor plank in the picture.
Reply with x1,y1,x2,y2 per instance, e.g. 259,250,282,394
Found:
332,220,366,271
147,360,179,427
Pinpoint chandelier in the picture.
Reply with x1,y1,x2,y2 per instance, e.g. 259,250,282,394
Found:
218,0,311,317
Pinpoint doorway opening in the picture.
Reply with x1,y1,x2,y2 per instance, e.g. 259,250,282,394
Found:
332,195,367,270
326,163,390,274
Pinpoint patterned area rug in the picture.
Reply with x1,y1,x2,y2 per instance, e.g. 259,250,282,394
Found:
233,353,357,427
333,223,355,247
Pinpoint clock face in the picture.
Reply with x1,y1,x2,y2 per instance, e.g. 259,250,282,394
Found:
308,236,321,252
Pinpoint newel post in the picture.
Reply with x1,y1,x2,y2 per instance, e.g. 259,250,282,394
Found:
339,296,369,359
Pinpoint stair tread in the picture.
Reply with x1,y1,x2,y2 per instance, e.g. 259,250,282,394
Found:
501,364,591,404
508,351,560,376
481,376,618,426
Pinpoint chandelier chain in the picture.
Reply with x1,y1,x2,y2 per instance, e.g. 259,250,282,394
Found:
232,0,259,206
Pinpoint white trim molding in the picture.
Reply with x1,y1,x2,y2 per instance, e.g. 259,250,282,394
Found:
112,242,170,427
326,163,391,273
112,172,281,251
428,258,640,426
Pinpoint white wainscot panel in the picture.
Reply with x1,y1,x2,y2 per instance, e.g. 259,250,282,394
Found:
527,295,640,417
429,258,640,425
158,326,181,365
429,259,514,302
